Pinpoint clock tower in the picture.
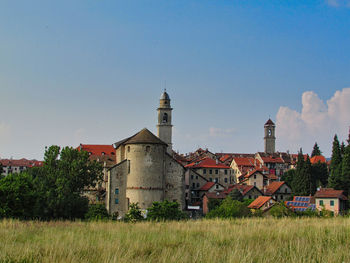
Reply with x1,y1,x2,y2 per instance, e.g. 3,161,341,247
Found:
157,90,173,154
264,119,276,154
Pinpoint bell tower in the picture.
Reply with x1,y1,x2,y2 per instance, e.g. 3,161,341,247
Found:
264,118,276,154
157,90,173,154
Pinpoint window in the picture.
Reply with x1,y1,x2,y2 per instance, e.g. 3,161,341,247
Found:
319,200,324,206
209,170,212,174
196,183,199,188
254,174,256,179
285,188,288,193
209,178,213,182
128,160,131,174
195,176,198,180
146,146,150,152
192,183,195,188
163,113,168,123
330,200,334,206
216,185,219,189
215,169,218,174
203,169,206,174
215,178,218,183
127,146,130,152
249,195,252,199
115,198,119,204
225,170,228,175
224,178,228,183
115,188,119,195
254,182,256,187
191,175,194,180
280,195,283,200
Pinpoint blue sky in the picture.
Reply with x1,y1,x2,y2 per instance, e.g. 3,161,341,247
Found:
0,0,349,159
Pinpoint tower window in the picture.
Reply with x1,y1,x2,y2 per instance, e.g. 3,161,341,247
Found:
127,146,130,152
163,113,168,123
146,146,150,152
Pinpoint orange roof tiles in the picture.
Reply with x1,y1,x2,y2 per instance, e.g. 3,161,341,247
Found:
314,188,348,200
233,157,255,167
310,155,326,164
265,181,285,195
225,184,255,196
0,158,43,167
200,182,216,191
248,196,272,209
78,144,115,156
261,156,284,163
185,157,230,169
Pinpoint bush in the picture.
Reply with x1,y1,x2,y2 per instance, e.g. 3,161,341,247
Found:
269,202,294,218
208,198,222,212
85,204,109,221
125,203,144,222
206,197,251,219
147,200,186,221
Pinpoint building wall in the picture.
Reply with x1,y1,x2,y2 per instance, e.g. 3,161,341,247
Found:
247,173,264,190
245,188,262,200
125,143,165,210
194,168,233,187
164,155,185,209
316,198,340,215
106,160,128,217
272,184,292,202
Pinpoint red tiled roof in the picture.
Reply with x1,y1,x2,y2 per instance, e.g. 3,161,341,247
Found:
77,144,115,156
248,196,272,209
0,158,43,167
265,181,285,195
205,192,227,199
261,156,284,163
200,182,215,191
225,184,255,196
233,157,255,167
244,168,266,178
310,155,326,164
314,188,348,200
185,157,230,169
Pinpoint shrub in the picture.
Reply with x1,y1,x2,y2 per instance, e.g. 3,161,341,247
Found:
125,203,144,222
208,198,222,212
147,200,186,221
206,197,251,219
85,204,109,221
269,202,294,218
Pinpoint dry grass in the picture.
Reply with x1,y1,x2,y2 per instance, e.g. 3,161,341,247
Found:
0,217,350,263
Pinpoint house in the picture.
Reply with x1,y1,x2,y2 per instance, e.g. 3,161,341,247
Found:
248,196,276,211
241,169,269,190
224,184,263,200
0,158,43,176
230,157,256,183
314,188,348,215
285,196,316,212
264,181,292,202
185,157,234,187
185,169,210,205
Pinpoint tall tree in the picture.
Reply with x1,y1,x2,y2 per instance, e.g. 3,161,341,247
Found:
281,169,296,187
311,142,322,157
341,145,350,195
341,142,346,157
292,149,312,195
328,135,343,190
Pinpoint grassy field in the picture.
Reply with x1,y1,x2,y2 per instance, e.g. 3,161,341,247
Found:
1,218,350,263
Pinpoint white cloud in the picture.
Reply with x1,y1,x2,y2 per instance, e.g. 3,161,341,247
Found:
326,0,350,7
276,88,350,156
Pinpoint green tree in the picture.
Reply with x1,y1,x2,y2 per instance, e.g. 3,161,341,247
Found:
147,200,186,221
124,203,144,222
311,162,328,187
85,203,109,221
269,202,293,218
292,149,313,195
328,135,343,190
206,197,251,219
0,172,38,219
311,142,322,157
341,145,350,195
208,198,222,212
0,163,3,180
31,145,103,220
281,169,296,187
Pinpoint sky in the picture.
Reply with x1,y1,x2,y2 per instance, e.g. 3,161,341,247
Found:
0,0,349,160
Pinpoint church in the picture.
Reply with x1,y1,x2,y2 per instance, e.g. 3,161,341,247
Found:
105,91,185,217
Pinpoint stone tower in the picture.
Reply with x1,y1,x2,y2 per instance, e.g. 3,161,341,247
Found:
157,90,173,154
264,119,276,154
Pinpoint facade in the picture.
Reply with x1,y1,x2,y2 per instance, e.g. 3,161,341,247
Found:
185,169,210,205
157,90,173,154
264,119,276,154
314,188,347,215
225,184,263,200
264,181,292,202
0,158,43,176
248,196,276,211
242,169,268,190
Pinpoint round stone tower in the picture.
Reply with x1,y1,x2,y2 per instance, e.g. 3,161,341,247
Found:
124,128,168,209
157,90,173,155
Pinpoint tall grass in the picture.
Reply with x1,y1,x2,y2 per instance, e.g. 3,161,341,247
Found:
0,217,350,263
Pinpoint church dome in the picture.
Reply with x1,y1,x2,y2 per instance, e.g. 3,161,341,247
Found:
160,91,170,100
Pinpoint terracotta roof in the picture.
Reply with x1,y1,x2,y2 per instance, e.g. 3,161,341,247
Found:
114,128,167,149
265,181,285,195
314,188,348,200
265,119,275,126
261,156,284,163
233,157,255,166
310,155,326,164
0,158,43,167
248,196,272,209
78,144,115,156
225,184,255,196
200,182,215,191
266,174,278,180
185,157,230,169
205,192,227,199
244,169,266,179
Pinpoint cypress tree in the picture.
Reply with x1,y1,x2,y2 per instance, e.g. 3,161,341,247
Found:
341,142,346,157
292,149,310,195
341,145,350,195
311,142,322,157
328,135,343,190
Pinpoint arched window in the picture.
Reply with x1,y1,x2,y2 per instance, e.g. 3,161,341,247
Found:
162,113,168,123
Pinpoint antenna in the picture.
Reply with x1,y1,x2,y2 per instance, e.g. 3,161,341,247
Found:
164,80,166,92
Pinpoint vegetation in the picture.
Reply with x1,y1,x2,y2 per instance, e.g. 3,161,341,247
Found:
311,142,322,157
85,204,109,221
206,197,251,218
124,203,144,222
147,200,186,221
0,146,103,220
1,218,350,263
291,149,314,195
269,202,294,218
